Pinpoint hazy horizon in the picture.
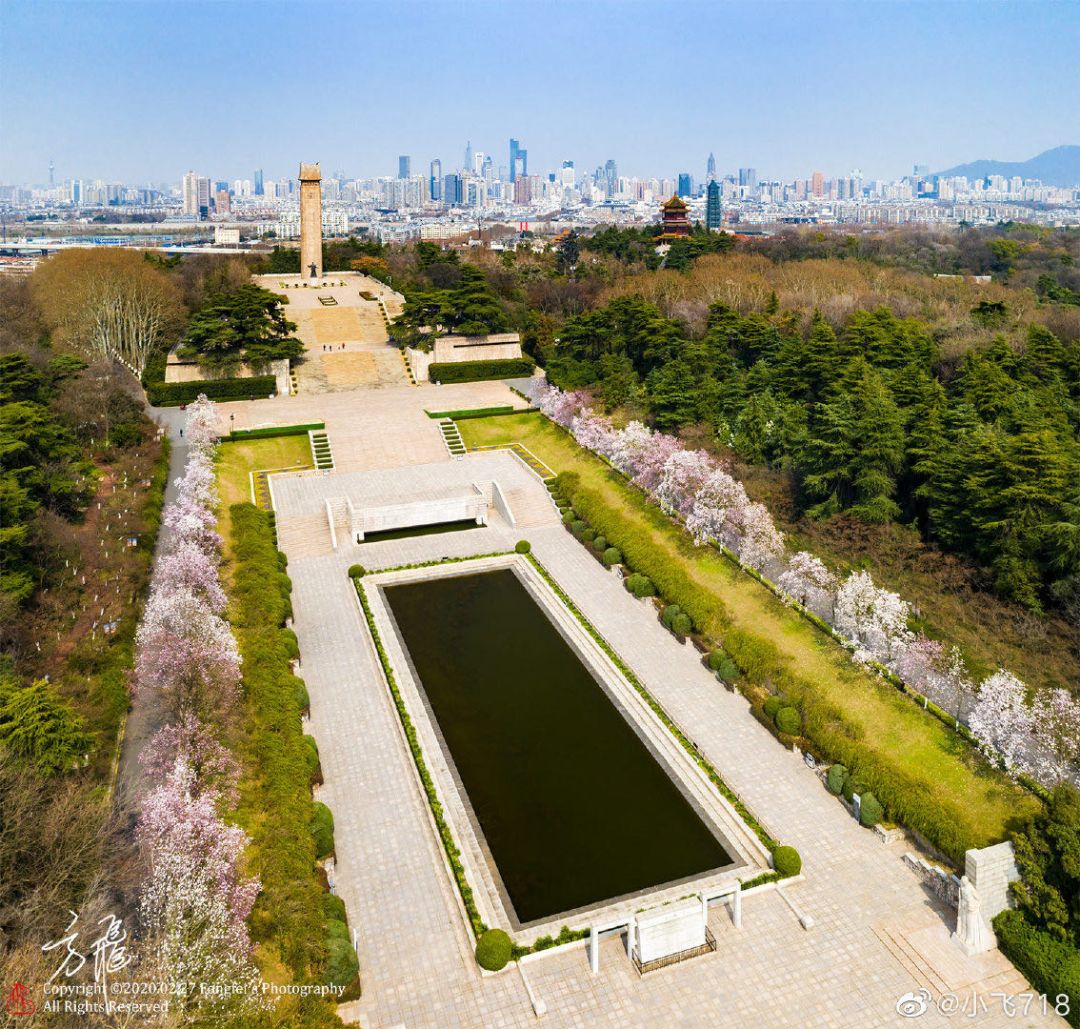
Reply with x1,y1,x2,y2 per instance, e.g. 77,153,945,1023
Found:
2,0,1078,186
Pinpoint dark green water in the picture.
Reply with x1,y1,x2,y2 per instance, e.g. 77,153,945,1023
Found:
362,519,478,544
384,569,731,924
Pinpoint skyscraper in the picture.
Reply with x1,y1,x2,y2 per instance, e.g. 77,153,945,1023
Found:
464,141,473,172
182,170,210,218
398,155,411,179
677,172,693,197
509,139,527,183
604,159,617,198
811,170,825,196
706,152,717,182
706,179,722,229
429,158,442,201
738,167,757,189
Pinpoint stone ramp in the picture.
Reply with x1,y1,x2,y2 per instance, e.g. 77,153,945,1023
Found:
502,485,560,528
274,510,334,558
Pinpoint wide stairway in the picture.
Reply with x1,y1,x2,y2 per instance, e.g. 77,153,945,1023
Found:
501,485,560,528
274,512,335,559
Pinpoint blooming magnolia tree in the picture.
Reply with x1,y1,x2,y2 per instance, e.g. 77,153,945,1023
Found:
834,571,912,665
140,713,240,803
655,449,715,517
154,540,228,614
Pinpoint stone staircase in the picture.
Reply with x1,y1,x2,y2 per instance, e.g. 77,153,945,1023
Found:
309,430,335,470
437,419,466,458
502,485,560,528
274,512,336,559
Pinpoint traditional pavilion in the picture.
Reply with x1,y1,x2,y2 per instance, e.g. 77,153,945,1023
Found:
657,194,692,239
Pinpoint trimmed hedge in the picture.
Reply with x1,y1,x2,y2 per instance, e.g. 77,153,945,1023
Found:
147,374,277,407
227,503,349,1012
763,696,782,720
826,764,847,795
348,564,366,578
994,911,1080,1025
602,547,622,567
326,936,360,990
514,540,532,554
223,422,325,441
425,406,515,419
773,846,802,877
428,358,535,384
475,929,513,971
625,573,656,598
311,803,335,860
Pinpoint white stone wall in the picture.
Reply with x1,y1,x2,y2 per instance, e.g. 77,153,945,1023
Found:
965,841,1019,922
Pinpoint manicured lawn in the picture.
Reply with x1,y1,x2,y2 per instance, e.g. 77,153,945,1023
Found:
459,412,1039,853
215,435,313,549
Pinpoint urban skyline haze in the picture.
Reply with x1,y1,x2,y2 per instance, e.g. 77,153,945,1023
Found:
1,0,1078,186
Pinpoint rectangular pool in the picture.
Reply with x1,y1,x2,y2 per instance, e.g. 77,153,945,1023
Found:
383,568,732,925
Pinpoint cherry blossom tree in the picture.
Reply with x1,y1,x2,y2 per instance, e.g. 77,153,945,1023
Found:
685,468,749,548
184,395,220,453
1032,688,1080,786
739,502,786,572
138,757,260,1003
163,495,223,556
777,551,836,615
834,570,912,665
656,449,715,517
154,540,227,614
893,636,971,720
135,587,241,706
140,714,240,803
968,670,1034,772
571,411,618,458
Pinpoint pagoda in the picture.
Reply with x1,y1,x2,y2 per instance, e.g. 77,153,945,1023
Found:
657,194,692,239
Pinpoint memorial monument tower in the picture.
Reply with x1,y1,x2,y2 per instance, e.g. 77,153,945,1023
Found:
299,162,323,279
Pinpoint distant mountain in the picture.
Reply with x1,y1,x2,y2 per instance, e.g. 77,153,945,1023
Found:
935,145,1080,188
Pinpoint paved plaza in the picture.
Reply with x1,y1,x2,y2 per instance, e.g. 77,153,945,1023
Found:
239,377,1062,1028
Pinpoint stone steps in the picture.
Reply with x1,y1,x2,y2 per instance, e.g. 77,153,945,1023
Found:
502,485,559,528
437,419,466,458
309,430,335,470
873,923,950,996
275,512,335,559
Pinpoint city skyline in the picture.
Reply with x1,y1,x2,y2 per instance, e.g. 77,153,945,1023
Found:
2,0,1077,185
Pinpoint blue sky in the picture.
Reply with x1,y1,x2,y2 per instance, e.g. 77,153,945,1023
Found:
2,0,1077,186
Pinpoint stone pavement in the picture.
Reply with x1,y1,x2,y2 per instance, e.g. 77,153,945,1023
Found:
275,444,1061,1028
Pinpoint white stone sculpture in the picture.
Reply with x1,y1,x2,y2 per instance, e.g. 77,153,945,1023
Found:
953,874,993,955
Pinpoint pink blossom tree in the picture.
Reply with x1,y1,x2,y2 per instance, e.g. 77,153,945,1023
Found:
834,570,912,665
140,714,241,803
163,495,223,556
1032,688,1080,786
154,540,228,614
656,449,715,517
777,551,836,615
138,757,260,1002
184,395,220,453
685,468,750,548
968,670,1034,772
739,502,786,572
571,411,618,458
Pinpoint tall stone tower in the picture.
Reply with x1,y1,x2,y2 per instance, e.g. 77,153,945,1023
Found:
299,162,323,279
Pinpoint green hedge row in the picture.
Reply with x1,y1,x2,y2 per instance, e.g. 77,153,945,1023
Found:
994,911,1079,1026
424,406,515,420
148,375,277,407
428,358,534,383
223,422,325,441
228,504,358,1015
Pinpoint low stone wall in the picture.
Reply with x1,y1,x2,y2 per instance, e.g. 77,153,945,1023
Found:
903,852,960,908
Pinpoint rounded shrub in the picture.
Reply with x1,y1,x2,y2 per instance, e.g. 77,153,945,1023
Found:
592,535,607,552
326,936,360,988
762,695,782,719
842,776,868,804
773,845,802,877
326,917,351,942
826,763,847,795
775,706,802,736
582,528,597,543
859,792,884,828
311,801,335,860
716,657,740,682
323,893,347,922
707,649,729,671
514,539,531,554
571,519,587,536
348,564,366,578
603,547,622,567
475,928,512,971
661,604,683,628
671,611,692,636
561,511,575,525
292,675,310,713
302,734,321,783
625,573,656,598
277,550,288,570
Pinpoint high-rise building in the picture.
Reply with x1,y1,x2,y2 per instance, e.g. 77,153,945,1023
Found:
706,153,717,182
811,170,825,197
182,170,211,218
604,159,618,197
481,155,494,183
706,179,722,229
738,167,757,189
464,141,473,172
215,189,231,214
398,155,411,179
429,158,442,201
443,172,462,205
509,138,528,183
254,168,264,196
677,172,693,197
509,138,520,182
